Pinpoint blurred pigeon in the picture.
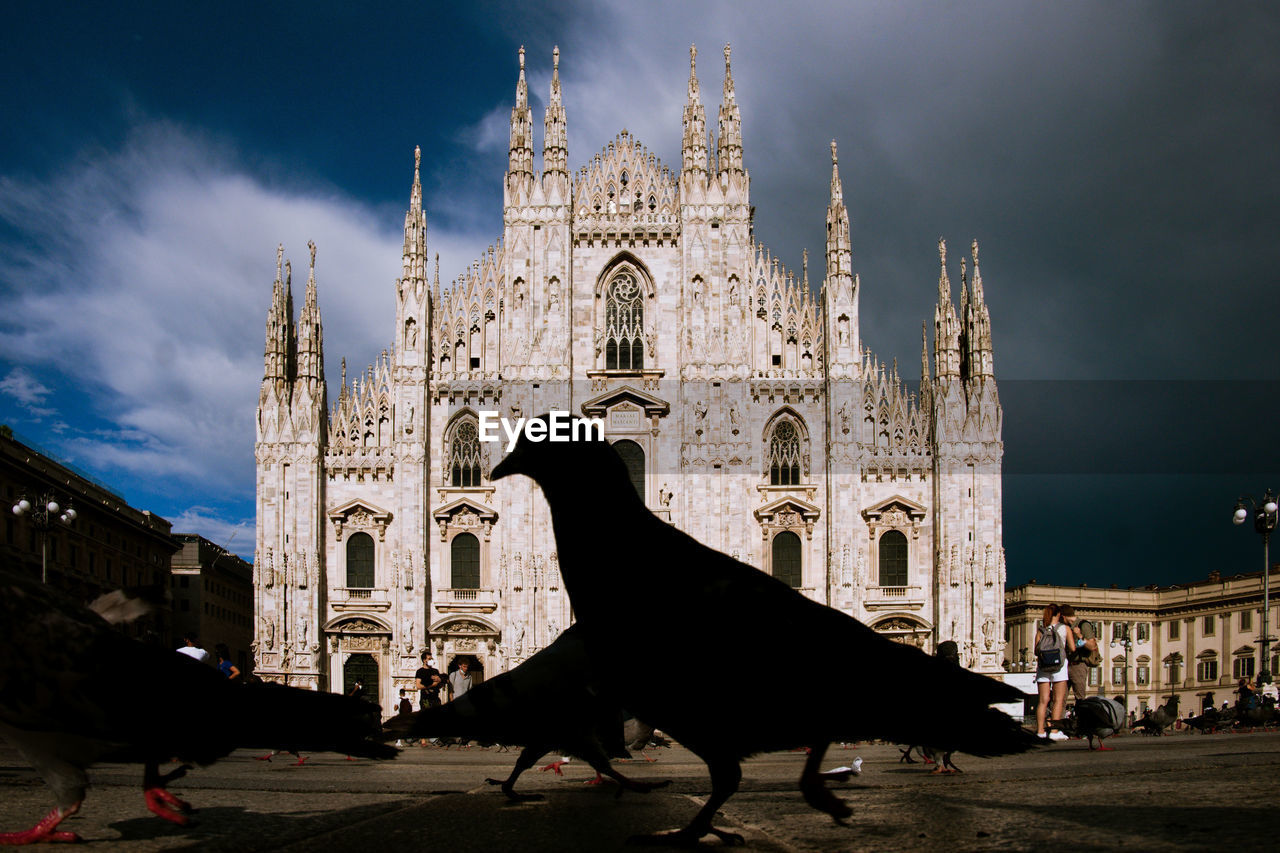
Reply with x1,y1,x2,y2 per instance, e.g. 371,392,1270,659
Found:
383,624,669,800
0,569,396,843
491,421,1039,845
1134,694,1179,736
1066,697,1125,750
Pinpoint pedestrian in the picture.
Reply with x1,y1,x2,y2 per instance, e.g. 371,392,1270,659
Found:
447,660,473,701
446,660,475,747
214,643,241,682
176,633,211,664
1034,604,1071,741
396,688,413,716
1061,605,1098,704
348,679,366,701
414,652,443,710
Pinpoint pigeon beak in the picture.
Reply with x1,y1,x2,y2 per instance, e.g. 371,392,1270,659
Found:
490,451,521,481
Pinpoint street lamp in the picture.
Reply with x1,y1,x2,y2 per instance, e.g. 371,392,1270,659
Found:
1110,622,1132,726
1234,489,1277,686
11,492,77,584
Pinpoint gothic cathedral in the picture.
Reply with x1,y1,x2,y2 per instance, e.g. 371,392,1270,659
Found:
253,46,1006,703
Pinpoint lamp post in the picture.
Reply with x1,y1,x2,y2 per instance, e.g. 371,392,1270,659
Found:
11,492,77,584
1110,622,1132,725
1233,489,1277,686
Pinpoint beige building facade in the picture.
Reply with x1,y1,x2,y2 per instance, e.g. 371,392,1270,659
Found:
1005,569,1279,717
254,46,1008,705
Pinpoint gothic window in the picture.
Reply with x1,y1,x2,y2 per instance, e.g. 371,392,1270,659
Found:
878,530,908,587
768,420,802,486
604,271,644,370
450,533,480,589
613,439,645,502
772,530,801,588
346,532,374,588
447,418,483,487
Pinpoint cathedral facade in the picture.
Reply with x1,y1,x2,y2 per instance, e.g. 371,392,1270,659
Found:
252,45,1006,704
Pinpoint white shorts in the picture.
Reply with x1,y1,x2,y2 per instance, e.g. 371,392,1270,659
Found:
1035,663,1069,684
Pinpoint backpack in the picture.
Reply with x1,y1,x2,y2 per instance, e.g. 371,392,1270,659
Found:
1036,621,1065,669
1075,619,1102,667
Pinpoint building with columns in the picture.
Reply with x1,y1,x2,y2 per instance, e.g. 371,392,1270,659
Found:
253,45,1007,704
1006,568,1280,718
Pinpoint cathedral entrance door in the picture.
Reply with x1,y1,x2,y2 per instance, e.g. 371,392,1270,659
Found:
344,653,379,706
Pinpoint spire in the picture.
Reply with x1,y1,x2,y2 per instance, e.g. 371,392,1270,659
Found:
967,239,994,380
681,44,709,178
296,240,325,387
802,248,809,290
920,322,931,385
933,238,961,379
263,243,292,385
402,146,427,282
824,140,853,300
507,46,534,190
543,46,568,177
716,43,743,175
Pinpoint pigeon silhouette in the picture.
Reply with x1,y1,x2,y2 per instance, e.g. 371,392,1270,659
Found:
1066,696,1125,750
491,417,1038,845
0,568,396,843
383,623,669,799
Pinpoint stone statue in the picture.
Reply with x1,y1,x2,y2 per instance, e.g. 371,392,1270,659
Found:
729,403,740,433
261,616,275,650
659,484,673,507
296,617,308,652
513,623,525,656
403,616,415,656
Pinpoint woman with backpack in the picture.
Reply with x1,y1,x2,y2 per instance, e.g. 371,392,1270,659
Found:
1034,604,1071,741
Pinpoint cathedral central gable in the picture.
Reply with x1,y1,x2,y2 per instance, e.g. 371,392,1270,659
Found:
573,130,677,220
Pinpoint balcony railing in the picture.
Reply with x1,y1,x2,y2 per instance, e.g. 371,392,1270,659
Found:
435,588,498,613
864,584,925,609
332,587,391,611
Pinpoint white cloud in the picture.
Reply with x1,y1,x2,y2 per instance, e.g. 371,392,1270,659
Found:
170,507,255,558
0,367,54,415
0,121,489,503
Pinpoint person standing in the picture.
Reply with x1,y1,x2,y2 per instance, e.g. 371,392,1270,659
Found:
414,652,443,710
214,643,241,682
1034,604,1071,741
176,633,211,664
447,660,473,701
1061,605,1098,704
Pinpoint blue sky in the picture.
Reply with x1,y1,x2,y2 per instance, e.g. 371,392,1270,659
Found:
1,1,1277,586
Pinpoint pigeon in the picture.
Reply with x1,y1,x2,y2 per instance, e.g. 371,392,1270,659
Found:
1134,695,1179,736
1185,706,1223,734
382,623,670,800
1066,697,1125,750
490,419,1039,845
0,568,396,844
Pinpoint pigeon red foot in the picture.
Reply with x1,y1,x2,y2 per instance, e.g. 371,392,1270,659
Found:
144,788,192,825
585,772,607,786
539,760,568,776
0,806,82,845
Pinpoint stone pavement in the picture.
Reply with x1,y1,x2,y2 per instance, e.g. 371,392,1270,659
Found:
1,730,1278,851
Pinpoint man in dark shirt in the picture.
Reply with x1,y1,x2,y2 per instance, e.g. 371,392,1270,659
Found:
414,652,442,711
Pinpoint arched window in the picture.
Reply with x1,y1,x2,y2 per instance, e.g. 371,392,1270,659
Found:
772,531,801,588
450,533,480,589
878,530,908,587
604,271,644,370
768,420,802,485
447,417,483,487
612,439,645,502
346,532,375,588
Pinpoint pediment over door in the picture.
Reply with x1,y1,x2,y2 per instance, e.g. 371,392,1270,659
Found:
861,494,927,540
581,385,670,433
328,499,393,541
755,495,821,540
431,497,498,542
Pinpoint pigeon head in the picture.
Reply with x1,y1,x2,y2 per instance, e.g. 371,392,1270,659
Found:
490,412,619,489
